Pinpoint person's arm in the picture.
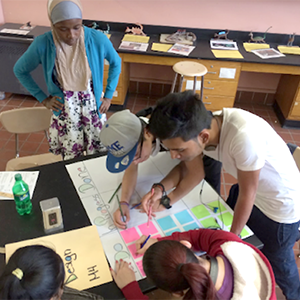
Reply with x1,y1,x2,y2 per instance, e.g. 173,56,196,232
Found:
142,155,205,213
230,168,261,236
113,163,138,229
163,155,205,205
13,36,48,103
136,229,243,257
104,38,121,98
110,260,148,300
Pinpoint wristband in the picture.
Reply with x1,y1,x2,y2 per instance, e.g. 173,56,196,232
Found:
120,201,129,207
152,183,165,195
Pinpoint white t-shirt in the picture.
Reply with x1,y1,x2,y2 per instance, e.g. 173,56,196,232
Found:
203,108,300,223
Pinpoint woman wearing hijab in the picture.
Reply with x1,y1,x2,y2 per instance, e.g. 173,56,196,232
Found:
14,0,121,160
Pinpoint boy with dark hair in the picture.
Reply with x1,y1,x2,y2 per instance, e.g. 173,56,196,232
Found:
144,90,300,300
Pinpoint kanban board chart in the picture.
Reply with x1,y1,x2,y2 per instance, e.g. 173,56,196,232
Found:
66,152,253,280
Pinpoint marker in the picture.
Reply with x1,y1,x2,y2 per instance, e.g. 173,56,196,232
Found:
141,235,151,248
108,183,122,204
147,188,154,227
130,202,142,210
116,195,127,229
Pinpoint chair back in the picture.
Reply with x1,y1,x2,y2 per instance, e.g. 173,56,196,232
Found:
0,107,52,134
292,146,300,172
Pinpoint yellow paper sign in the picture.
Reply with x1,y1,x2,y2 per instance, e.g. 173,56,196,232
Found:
105,33,111,39
212,50,244,59
5,225,112,290
151,43,172,52
243,43,270,52
122,34,149,43
278,46,300,55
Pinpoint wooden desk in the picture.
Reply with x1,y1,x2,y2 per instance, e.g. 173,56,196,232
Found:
0,153,262,299
1,21,300,127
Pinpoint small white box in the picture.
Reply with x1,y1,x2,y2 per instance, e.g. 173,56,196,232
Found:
39,197,64,234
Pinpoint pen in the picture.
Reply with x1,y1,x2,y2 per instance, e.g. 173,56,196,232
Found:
147,188,154,227
130,202,142,210
117,195,127,229
108,183,122,204
141,234,151,248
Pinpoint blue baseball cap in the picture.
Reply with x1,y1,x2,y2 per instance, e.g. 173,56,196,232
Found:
100,110,142,173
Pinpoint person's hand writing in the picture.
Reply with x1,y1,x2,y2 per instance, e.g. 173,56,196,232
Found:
135,235,158,255
110,259,136,289
42,96,63,112
113,204,130,229
99,97,111,114
141,186,164,215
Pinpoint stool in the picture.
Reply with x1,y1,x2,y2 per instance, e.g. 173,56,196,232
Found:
171,61,207,101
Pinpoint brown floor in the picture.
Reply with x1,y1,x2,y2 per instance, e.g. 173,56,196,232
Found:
1,91,300,299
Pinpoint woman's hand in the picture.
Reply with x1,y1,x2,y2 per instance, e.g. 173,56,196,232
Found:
110,259,136,289
42,96,64,112
99,97,111,114
113,204,130,229
135,235,158,255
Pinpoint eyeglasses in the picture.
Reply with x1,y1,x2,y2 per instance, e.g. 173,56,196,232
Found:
133,128,144,162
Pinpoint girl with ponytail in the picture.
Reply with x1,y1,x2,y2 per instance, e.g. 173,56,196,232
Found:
0,245,64,300
111,229,277,300
0,245,105,300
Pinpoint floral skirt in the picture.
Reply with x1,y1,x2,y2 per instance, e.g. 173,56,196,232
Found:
49,81,106,160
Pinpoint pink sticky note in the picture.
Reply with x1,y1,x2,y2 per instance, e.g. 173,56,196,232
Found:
120,227,140,243
138,221,158,236
151,234,162,239
136,260,146,277
127,243,143,259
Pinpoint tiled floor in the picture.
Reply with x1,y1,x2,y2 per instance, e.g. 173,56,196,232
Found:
1,91,300,299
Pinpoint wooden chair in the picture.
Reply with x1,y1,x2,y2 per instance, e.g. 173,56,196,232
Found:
171,61,207,101
0,107,62,171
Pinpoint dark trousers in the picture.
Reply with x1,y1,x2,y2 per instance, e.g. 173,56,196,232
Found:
227,184,300,300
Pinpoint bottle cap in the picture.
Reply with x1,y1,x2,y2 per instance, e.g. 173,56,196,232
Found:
15,174,22,181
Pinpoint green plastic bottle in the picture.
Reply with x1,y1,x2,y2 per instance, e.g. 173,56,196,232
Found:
12,174,32,215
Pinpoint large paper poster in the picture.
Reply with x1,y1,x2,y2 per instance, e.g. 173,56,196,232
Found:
66,153,253,281
5,225,112,290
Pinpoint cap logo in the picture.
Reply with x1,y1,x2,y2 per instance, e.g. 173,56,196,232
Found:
107,141,125,155
121,155,130,166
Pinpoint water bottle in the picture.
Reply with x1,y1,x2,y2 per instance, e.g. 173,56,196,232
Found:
12,174,32,215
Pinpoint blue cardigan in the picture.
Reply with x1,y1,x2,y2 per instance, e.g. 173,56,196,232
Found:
13,26,121,116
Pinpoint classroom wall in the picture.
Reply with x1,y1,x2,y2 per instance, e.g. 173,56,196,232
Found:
1,0,299,93
0,0,4,25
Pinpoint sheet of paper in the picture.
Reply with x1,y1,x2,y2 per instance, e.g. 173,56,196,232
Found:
119,41,149,52
0,28,30,35
252,48,285,59
243,42,270,52
278,46,300,55
212,50,244,59
65,153,253,280
151,43,172,52
0,171,39,200
168,43,195,56
122,34,150,43
210,39,238,50
5,225,112,290
105,33,111,39
186,79,201,90
219,68,237,79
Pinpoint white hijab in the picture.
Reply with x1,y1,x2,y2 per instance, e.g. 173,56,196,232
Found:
47,0,91,91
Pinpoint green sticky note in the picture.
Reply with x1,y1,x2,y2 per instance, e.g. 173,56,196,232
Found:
219,212,233,227
200,217,218,228
209,201,227,213
191,205,210,219
240,227,250,238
